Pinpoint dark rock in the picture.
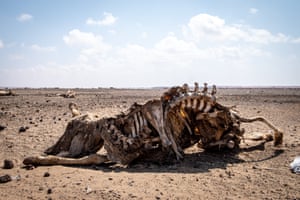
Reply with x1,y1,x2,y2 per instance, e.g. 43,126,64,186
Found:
0,174,12,183
0,125,6,131
47,188,52,194
3,159,14,169
19,126,27,132
44,172,50,177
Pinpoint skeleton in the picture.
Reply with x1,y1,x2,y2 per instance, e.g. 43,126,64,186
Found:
57,90,76,98
23,83,283,166
0,89,15,96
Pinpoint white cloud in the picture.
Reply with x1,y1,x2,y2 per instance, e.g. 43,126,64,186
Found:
292,37,300,43
185,13,288,44
86,12,117,26
249,8,258,14
63,29,112,62
17,13,33,22
155,33,198,53
64,29,106,47
31,44,56,52
57,23,275,87
0,40,3,48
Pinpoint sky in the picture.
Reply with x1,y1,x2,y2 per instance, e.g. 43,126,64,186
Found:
0,0,300,88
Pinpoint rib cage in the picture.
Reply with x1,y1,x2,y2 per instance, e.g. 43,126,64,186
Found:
105,83,244,162
162,83,242,152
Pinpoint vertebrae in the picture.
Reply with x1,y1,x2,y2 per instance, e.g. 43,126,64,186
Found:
162,82,217,107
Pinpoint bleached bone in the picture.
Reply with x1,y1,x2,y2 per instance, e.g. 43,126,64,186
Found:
58,90,76,98
231,113,283,146
0,89,15,96
69,103,81,117
23,154,109,166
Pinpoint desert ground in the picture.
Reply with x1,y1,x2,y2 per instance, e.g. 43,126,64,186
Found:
0,87,300,200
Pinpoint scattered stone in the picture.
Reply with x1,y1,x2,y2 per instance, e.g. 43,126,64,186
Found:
0,125,6,131
0,174,12,183
19,126,27,132
3,159,14,169
47,188,52,194
108,177,113,181
44,172,50,177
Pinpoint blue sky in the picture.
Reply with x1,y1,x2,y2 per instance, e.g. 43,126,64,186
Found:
0,0,300,88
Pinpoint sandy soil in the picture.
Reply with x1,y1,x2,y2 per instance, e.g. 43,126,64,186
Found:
0,87,300,200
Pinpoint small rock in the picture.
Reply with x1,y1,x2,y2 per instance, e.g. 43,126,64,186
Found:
19,126,27,132
0,174,12,183
3,159,14,169
47,188,52,194
0,125,6,131
44,172,50,177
